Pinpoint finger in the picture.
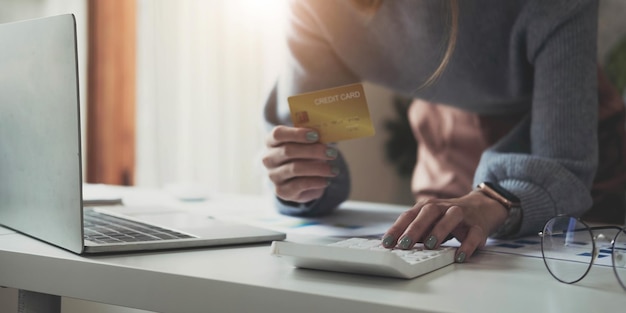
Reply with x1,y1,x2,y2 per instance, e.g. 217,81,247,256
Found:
454,224,487,263
293,187,326,203
267,125,319,147
423,205,464,249
396,202,446,249
262,143,338,169
382,205,421,248
274,177,328,202
267,160,338,185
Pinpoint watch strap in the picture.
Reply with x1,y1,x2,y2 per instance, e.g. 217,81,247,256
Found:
476,182,522,237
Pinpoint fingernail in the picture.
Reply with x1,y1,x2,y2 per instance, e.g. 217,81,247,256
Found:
382,235,395,248
455,251,466,263
325,147,338,158
425,235,437,249
398,236,412,249
330,166,340,176
306,131,319,142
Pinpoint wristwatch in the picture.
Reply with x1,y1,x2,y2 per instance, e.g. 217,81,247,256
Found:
476,182,522,238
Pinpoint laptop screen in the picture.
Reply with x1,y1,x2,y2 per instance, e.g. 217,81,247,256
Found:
0,14,85,253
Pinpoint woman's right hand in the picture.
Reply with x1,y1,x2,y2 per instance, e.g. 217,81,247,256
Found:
262,125,339,203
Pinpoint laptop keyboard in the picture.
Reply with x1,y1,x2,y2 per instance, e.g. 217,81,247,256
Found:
83,209,195,244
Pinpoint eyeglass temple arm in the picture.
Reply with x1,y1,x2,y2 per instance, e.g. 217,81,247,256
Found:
538,224,625,238
588,225,624,232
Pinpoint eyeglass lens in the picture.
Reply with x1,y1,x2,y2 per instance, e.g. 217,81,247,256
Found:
614,228,626,290
541,216,594,284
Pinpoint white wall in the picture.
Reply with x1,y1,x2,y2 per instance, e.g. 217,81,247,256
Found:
134,0,290,197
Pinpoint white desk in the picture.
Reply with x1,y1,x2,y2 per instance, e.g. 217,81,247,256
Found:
0,189,625,313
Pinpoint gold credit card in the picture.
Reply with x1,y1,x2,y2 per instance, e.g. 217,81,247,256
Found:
288,83,375,143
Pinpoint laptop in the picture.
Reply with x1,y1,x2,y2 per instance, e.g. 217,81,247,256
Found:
0,14,285,254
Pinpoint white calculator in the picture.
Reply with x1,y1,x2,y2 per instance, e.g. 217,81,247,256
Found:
271,237,456,279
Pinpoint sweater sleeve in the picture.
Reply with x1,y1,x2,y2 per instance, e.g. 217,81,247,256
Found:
263,0,359,216
473,0,599,237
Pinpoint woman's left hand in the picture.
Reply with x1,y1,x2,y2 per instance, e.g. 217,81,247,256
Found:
382,190,509,263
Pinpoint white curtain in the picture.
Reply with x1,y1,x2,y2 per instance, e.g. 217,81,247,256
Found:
135,0,287,195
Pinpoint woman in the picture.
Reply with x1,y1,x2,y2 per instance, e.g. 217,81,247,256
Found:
262,0,625,262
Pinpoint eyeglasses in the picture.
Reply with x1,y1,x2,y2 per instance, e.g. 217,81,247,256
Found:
539,215,626,291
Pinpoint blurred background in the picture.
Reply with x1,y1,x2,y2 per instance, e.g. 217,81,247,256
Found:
0,0,625,312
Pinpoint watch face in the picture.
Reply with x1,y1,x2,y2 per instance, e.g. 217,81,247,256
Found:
481,182,520,204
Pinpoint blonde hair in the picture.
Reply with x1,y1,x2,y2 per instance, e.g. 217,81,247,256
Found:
350,0,459,90
420,0,458,89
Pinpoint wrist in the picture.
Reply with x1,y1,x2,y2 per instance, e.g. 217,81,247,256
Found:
470,189,509,234
475,182,523,238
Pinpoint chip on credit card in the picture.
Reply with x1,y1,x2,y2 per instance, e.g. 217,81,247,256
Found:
287,83,375,143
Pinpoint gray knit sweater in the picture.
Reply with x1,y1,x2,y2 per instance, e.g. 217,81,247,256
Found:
263,0,599,237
